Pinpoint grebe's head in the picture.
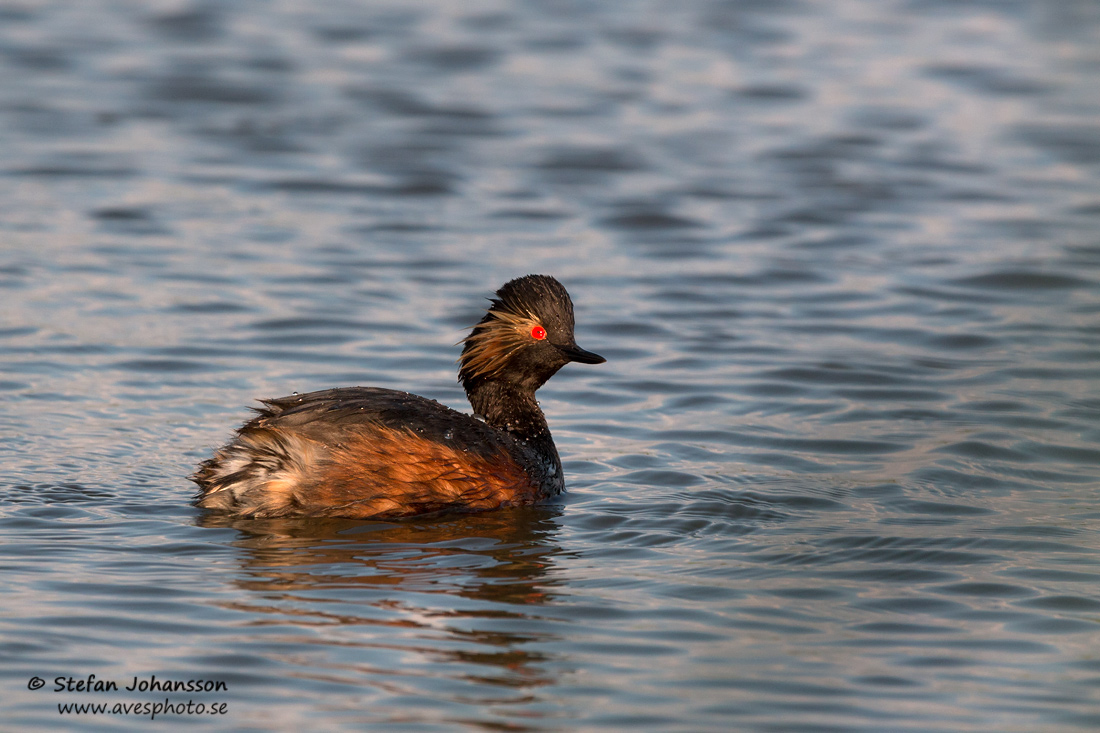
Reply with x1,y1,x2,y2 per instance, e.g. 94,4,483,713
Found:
459,274,604,393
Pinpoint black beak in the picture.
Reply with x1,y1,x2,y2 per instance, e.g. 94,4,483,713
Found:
560,343,606,365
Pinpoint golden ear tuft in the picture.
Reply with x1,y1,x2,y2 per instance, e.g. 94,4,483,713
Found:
460,307,542,381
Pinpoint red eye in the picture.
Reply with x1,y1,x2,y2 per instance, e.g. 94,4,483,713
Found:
531,325,546,340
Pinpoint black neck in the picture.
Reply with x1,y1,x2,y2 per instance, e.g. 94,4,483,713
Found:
465,378,564,494
466,380,549,442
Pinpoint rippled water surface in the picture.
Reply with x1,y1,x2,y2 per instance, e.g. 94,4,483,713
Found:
3,1,1100,730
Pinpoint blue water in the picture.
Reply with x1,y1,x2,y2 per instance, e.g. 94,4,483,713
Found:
2,1,1100,730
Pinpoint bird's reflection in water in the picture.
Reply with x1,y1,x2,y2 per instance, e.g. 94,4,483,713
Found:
197,506,568,698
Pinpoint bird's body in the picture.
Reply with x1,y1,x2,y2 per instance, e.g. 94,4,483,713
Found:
192,275,604,519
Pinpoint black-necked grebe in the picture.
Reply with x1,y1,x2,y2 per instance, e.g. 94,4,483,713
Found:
192,275,605,519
